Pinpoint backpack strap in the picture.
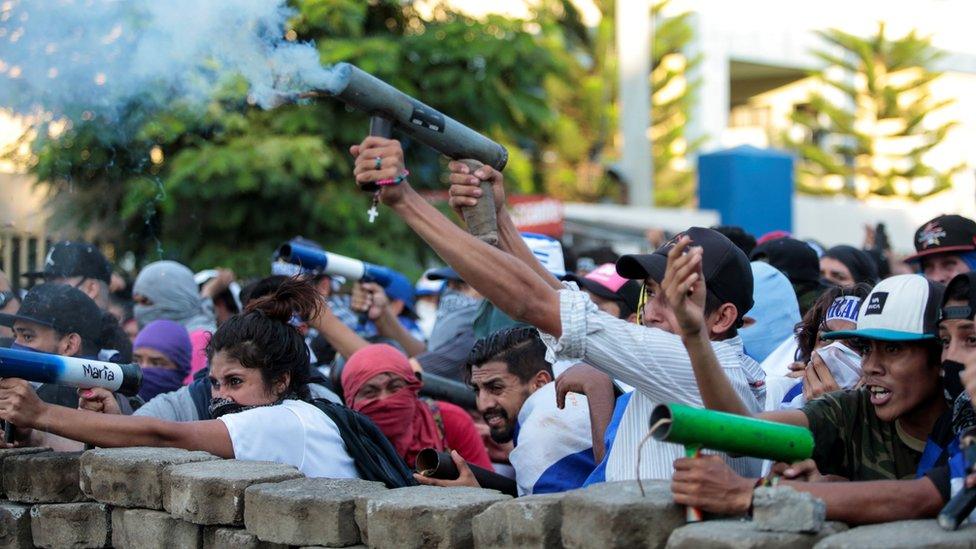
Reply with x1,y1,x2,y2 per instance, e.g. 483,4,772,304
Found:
309,398,416,488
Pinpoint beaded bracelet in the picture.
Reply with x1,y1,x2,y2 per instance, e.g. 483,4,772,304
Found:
377,169,409,187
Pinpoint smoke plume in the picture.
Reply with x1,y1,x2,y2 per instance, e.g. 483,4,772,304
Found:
0,0,337,118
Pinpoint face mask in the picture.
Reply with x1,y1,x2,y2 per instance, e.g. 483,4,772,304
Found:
941,359,966,403
138,368,186,402
134,304,167,329
813,341,862,389
9,342,45,354
415,301,438,339
353,390,417,440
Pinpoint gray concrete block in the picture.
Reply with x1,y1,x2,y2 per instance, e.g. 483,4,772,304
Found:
472,493,565,549
111,507,202,549
163,460,303,526
0,501,33,549
30,502,110,548
666,519,848,549
364,486,511,549
3,451,84,504
0,448,51,497
354,495,370,546
560,480,684,549
202,527,287,549
752,486,826,533
244,478,386,547
298,546,366,549
814,520,976,548
80,446,218,509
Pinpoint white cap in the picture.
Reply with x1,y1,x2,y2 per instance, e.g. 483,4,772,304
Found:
522,232,566,278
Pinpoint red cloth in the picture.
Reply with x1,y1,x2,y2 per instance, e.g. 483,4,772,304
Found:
435,400,493,471
342,344,447,467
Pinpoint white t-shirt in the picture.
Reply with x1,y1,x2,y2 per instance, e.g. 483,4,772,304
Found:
218,399,360,479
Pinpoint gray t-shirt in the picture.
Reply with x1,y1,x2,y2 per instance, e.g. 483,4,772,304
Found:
134,383,342,422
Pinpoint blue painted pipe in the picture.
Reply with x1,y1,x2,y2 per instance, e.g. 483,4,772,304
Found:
277,243,396,287
0,347,142,397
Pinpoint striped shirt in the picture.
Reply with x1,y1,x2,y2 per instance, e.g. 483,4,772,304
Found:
538,287,767,481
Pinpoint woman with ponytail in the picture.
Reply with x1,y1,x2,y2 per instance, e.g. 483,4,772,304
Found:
0,278,360,479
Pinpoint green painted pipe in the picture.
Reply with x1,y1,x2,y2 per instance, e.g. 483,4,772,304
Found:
650,403,814,463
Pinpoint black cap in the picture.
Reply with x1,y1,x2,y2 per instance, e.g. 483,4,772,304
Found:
749,237,820,285
0,284,102,343
942,271,976,321
24,241,112,284
616,227,754,317
906,214,976,263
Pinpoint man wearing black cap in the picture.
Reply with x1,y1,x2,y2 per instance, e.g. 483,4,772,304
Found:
906,214,976,285
350,137,766,481
26,241,114,310
24,241,131,362
0,284,133,448
750,237,827,315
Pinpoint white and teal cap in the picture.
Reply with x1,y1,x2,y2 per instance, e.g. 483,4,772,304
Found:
824,274,944,342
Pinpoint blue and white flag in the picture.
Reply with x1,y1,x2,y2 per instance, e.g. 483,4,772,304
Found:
509,382,596,495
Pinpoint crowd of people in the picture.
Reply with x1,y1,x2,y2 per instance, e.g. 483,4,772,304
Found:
0,134,975,528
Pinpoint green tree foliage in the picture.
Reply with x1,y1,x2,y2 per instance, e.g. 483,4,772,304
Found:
536,0,702,206
649,0,703,207
18,0,565,277
785,23,963,200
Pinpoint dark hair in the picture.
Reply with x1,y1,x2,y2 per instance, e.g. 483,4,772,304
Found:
795,282,873,362
240,275,290,308
71,310,131,359
712,226,757,257
206,277,321,399
945,274,972,305
465,326,552,382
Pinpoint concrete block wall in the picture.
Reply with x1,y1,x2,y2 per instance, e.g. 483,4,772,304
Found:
0,446,974,548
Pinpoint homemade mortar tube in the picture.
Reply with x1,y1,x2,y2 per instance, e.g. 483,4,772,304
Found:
650,403,814,522
0,346,142,396
415,447,518,497
276,242,396,287
453,159,500,247
297,62,506,246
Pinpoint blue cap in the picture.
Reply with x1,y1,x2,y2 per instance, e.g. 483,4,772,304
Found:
384,271,416,312
427,267,462,282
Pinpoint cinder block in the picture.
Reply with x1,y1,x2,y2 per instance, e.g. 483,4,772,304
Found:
111,507,202,549
202,527,287,549
244,478,386,547
666,519,848,549
560,481,684,549
0,448,51,497
472,493,565,549
753,487,826,533
3,451,84,504
814,520,976,548
30,502,110,548
163,460,302,526
364,486,510,549
0,500,33,548
80,447,218,509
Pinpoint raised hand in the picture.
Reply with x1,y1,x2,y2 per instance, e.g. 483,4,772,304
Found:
662,236,707,338
446,161,506,220
350,137,409,206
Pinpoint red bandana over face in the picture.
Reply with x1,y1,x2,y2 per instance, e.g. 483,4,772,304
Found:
341,344,444,466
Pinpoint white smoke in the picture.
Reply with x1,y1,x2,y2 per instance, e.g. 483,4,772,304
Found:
0,0,338,118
